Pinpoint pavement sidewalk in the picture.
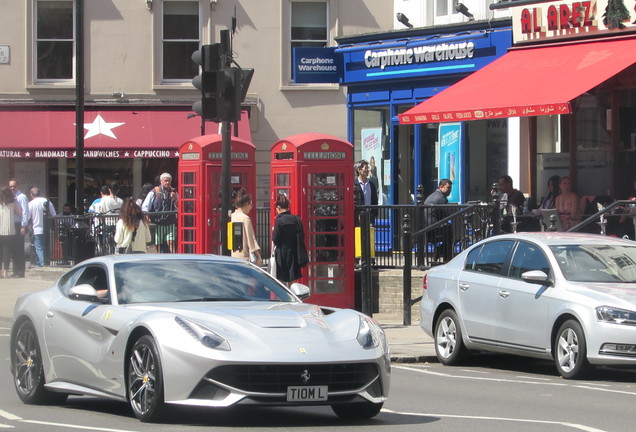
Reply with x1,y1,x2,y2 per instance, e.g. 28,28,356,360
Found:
0,266,435,363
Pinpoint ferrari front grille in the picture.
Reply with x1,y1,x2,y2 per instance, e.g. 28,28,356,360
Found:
206,363,379,393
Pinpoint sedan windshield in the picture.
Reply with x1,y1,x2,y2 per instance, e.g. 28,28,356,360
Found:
114,260,297,304
550,244,636,283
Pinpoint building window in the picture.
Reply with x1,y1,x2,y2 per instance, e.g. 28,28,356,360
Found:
290,1,327,81
35,0,74,81
434,0,461,24
162,0,200,81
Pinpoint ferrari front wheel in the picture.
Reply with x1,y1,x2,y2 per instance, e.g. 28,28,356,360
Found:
128,335,165,422
332,401,383,419
11,319,67,404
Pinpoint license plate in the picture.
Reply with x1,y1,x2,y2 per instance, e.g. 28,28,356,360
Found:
286,386,328,402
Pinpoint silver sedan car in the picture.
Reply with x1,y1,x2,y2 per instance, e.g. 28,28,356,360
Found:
420,232,636,379
11,254,390,422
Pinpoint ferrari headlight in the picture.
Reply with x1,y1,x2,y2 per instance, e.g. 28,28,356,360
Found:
175,316,231,351
596,306,636,325
357,315,382,349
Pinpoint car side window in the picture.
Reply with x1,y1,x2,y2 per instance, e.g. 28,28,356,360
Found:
57,267,85,296
473,240,514,275
508,241,551,279
464,245,483,271
74,265,110,301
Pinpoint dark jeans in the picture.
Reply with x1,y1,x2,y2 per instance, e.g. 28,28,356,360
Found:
0,235,12,272
12,222,25,275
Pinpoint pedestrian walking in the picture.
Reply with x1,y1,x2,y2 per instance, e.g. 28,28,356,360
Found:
272,193,305,285
0,188,19,278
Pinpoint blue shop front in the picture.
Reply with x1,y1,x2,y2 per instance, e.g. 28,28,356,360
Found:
335,18,512,207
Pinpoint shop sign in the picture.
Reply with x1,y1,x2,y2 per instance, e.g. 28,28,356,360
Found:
293,47,341,84
513,0,636,43
337,28,512,85
0,149,178,158
364,42,474,70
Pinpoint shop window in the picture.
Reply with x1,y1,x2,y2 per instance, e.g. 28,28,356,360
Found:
162,0,200,81
289,1,328,81
353,108,390,203
35,0,74,81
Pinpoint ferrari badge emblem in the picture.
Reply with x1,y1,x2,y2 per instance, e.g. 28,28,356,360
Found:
300,370,310,384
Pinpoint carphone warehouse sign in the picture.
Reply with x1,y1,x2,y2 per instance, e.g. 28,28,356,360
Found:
293,47,342,83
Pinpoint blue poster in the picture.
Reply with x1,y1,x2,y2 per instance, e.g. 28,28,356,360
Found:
438,123,463,203
361,128,384,204
293,47,342,84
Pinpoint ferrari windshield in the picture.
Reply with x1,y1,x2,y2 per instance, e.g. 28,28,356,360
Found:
114,260,298,304
550,244,636,283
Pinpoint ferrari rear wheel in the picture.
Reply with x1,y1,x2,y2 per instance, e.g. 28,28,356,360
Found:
331,401,383,419
11,320,68,404
128,335,165,422
434,309,468,365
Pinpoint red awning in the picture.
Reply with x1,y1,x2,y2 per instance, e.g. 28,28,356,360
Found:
399,38,636,124
0,109,251,158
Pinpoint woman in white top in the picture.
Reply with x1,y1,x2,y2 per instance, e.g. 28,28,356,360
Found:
230,188,262,266
114,198,152,254
0,187,19,277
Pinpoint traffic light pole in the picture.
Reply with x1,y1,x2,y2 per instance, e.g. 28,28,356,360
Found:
220,120,231,256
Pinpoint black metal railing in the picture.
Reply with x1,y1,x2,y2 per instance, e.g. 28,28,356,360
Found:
41,200,636,269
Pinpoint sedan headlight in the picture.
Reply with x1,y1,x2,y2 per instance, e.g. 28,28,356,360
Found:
175,316,231,351
357,315,383,349
596,306,636,325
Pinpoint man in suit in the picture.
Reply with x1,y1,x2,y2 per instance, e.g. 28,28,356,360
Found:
353,159,378,226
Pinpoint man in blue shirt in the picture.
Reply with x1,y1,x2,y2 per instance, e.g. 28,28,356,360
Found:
8,179,28,277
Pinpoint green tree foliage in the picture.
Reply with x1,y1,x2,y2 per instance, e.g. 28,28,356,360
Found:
603,0,631,29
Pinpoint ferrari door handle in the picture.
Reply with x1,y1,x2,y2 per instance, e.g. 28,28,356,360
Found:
459,283,469,291
498,290,510,298
46,311,54,318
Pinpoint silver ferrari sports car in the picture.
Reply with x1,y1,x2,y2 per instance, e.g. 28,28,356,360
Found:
10,254,390,422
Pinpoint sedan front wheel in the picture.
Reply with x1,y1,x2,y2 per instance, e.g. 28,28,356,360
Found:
555,320,591,379
434,309,468,365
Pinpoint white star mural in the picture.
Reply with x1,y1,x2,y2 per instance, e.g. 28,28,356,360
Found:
84,114,125,139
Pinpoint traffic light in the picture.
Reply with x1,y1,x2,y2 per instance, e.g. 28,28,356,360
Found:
191,44,221,121
216,67,242,122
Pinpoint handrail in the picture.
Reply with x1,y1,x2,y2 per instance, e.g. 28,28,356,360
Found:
412,203,481,239
569,200,633,232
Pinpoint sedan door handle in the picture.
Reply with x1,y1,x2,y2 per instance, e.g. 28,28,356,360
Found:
498,290,510,298
459,283,469,291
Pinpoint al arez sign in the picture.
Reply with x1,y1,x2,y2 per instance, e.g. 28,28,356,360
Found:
512,0,636,43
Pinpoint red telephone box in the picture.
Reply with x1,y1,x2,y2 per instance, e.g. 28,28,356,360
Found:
178,134,256,254
270,133,354,308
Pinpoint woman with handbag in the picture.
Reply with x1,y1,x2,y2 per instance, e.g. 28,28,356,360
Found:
272,193,307,285
114,199,152,254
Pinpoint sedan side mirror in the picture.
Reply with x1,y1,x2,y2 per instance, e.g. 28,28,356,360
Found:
521,270,553,286
68,284,101,302
289,282,311,300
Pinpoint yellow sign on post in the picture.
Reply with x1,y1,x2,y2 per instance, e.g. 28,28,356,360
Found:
227,222,243,251
354,226,375,258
